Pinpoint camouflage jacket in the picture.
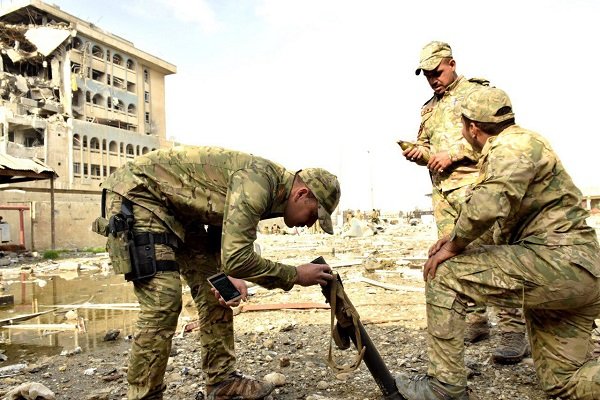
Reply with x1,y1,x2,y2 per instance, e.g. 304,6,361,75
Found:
102,146,298,290
452,125,598,251
416,76,488,192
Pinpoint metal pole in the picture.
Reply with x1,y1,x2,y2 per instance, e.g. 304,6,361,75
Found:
50,176,55,249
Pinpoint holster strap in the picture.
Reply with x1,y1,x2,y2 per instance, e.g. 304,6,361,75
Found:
155,260,178,272
134,232,179,249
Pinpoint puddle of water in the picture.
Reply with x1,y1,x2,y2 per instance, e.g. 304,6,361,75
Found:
1,269,139,361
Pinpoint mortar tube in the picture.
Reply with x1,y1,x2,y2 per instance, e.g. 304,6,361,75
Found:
313,256,404,400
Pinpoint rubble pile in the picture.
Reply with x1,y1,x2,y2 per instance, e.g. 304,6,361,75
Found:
0,220,558,399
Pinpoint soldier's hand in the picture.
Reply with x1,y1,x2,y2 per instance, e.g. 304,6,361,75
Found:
211,276,248,308
423,240,463,281
402,146,423,162
428,236,450,256
427,151,452,173
295,263,334,286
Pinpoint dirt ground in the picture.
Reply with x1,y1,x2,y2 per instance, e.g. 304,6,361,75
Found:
1,221,590,399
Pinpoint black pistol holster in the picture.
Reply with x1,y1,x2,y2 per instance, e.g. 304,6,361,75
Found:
105,192,179,281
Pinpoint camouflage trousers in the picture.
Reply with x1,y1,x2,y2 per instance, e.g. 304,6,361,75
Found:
432,185,525,332
426,242,600,399
105,192,235,400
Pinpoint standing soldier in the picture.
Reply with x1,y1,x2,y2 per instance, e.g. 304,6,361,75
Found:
400,41,527,363
93,146,340,400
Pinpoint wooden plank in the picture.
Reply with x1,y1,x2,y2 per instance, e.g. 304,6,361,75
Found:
3,323,78,331
239,302,330,312
356,276,424,292
47,303,140,311
0,308,59,327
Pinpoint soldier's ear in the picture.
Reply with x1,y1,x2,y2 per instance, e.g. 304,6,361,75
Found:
291,187,309,202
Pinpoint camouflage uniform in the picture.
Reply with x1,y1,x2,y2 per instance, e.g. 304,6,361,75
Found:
426,121,600,399
100,146,339,399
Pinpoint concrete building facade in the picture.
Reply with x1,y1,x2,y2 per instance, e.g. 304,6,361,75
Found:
0,0,176,250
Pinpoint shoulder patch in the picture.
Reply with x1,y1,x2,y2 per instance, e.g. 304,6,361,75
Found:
468,77,490,86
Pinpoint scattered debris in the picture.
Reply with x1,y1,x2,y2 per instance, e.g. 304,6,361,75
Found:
3,381,55,400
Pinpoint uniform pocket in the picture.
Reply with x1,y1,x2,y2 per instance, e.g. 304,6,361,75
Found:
91,217,109,237
107,233,133,275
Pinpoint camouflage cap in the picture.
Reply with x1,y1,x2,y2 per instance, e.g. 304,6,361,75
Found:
297,168,341,234
415,41,453,75
462,86,515,123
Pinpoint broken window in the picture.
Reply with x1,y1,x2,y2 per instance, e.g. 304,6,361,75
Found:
89,137,100,150
92,45,104,58
71,62,81,74
85,91,91,103
126,59,135,70
126,144,134,155
114,99,125,112
128,104,136,114
108,141,118,153
112,53,122,65
112,76,124,89
145,112,150,123
92,93,105,106
24,132,43,147
72,37,84,51
127,81,135,92
90,164,101,176
72,89,83,107
73,134,81,147
82,136,88,148
142,146,149,154
91,69,105,81
143,69,149,82
144,91,150,103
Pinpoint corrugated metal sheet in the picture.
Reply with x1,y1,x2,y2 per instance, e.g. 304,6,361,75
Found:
0,153,56,176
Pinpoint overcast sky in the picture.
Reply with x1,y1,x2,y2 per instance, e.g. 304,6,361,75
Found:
46,0,600,212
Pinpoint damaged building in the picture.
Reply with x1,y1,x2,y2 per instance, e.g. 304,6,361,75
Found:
0,0,176,250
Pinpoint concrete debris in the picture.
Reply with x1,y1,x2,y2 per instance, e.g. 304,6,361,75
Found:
4,381,56,400
0,363,28,377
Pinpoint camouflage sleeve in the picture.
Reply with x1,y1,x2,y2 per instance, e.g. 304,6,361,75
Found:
447,140,479,163
451,145,535,244
414,108,432,164
221,169,298,291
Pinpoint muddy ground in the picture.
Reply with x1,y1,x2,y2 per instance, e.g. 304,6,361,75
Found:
2,221,593,400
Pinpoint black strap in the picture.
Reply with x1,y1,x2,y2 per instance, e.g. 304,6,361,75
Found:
155,260,178,272
134,232,179,249
101,189,107,218
121,198,134,230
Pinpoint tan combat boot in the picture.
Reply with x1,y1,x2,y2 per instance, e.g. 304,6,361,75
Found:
464,314,490,344
492,332,529,364
394,373,470,400
206,371,275,400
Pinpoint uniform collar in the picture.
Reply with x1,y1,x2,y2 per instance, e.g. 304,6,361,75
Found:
481,125,519,156
437,75,464,99
269,170,295,215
